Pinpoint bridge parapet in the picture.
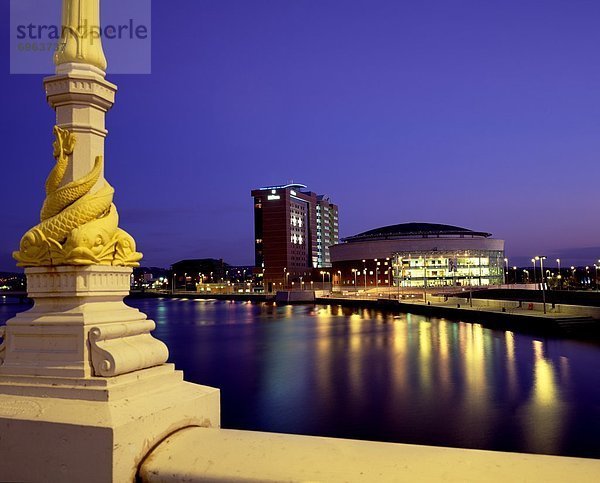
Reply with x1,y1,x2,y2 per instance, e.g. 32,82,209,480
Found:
139,427,600,482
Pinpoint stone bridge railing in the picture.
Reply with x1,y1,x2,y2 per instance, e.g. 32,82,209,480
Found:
138,426,600,482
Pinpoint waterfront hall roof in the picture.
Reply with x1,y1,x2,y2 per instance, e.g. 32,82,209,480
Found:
343,222,492,242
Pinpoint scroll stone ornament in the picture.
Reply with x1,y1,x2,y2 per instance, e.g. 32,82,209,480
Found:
13,126,143,267
90,320,169,377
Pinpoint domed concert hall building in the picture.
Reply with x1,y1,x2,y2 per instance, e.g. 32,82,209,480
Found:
329,222,505,289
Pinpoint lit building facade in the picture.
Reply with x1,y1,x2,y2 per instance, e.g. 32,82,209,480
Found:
316,195,339,267
252,183,339,291
330,223,505,289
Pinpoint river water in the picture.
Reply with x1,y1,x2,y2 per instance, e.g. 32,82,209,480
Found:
1,297,599,458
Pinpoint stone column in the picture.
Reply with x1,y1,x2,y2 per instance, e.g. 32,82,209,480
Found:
0,2,220,481
51,0,112,189
45,65,115,190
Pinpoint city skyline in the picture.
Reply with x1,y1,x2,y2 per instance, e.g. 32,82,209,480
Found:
2,0,600,271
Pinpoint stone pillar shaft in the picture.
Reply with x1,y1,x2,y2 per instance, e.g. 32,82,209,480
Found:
44,65,115,189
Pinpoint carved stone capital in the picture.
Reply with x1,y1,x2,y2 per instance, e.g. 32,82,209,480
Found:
26,265,132,298
44,69,117,114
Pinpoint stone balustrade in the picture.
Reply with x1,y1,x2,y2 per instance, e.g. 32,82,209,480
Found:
139,427,600,482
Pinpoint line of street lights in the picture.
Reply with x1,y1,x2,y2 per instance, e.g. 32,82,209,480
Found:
202,256,600,294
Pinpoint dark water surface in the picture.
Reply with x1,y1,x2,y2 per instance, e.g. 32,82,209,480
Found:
2,297,600,458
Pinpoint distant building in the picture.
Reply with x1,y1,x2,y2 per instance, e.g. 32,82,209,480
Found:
330,223,505,289
131,267,170,289
171,259,230,290
316,195,338,267
251,183,339,291
0,272,26,291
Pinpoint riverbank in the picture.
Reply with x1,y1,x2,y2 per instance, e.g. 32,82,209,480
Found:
320,296,599,335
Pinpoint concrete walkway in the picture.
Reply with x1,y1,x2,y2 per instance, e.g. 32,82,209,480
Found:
319,294,599,333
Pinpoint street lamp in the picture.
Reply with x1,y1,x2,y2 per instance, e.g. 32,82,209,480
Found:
362,260,367,288
531,258,537,286
585,266,590,287
375,259,379,289
504,257,509,284
556,258,562,290
385,258,391,291
535,256,547,285
535,256,547,314
352,269,358,291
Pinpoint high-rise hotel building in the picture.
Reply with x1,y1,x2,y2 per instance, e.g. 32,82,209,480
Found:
251,183,339,289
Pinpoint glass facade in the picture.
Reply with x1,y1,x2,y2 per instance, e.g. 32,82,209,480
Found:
392,250,504,287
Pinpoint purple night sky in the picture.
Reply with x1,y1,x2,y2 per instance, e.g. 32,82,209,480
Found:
1,0,600,271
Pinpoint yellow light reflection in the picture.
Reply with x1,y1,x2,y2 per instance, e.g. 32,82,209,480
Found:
505,331,518,397
437,321,451,394
458,323,490,439
315,310,332,400
350,313,362,349
348,313,364,398
438,321,448,361
315,307,331,337
418,320,432,392
532,340,558,406
522,340,564,454
391,316,409,400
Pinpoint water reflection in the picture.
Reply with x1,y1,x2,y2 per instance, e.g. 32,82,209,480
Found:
0,299,598,457
505,331,518,398
521,340,566,455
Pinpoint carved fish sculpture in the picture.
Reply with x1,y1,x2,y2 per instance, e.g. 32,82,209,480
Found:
13,126,142,267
